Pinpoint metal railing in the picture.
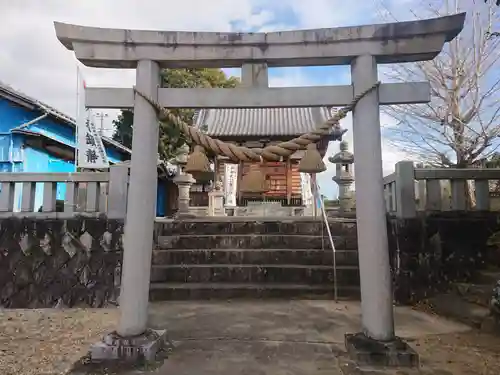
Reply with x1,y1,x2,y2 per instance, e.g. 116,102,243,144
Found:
310,174,338,302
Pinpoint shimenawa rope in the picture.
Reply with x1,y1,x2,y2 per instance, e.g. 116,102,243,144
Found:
133,82,380,163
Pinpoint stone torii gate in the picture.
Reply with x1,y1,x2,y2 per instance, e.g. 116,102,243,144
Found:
54,13,465,364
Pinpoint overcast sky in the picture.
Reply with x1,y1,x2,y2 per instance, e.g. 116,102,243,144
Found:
0,0,425,198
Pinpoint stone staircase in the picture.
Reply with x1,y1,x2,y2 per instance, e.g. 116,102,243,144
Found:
428,267,500,333
454,269,499,308
149,218,360,300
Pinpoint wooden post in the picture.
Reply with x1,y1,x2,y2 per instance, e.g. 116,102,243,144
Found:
383,184,391,212
286,159,292,205
86,182,100,212
21,182,36,212
108,164,130,219
237,161,243,205
262,160,268,201
99,182,108,213
213,157,218,186
64,182,77,214
0,182,15,212
415,163,426,211
475,180,490,210
450,180,467,210
394,161,417,218
76,183,87,212
425,180,443,211
42,182,57,212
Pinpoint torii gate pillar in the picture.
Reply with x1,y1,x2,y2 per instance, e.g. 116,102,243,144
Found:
118,60,161,337
53,12,465,367
351,55,394,340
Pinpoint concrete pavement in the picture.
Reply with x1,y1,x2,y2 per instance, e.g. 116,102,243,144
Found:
146,300,470,375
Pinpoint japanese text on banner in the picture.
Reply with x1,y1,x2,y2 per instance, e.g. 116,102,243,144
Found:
76,69,109,169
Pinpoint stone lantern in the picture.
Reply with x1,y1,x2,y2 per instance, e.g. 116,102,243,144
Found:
329,141,355,212
173,144,195,218
208,178,226,216
174,144,190,172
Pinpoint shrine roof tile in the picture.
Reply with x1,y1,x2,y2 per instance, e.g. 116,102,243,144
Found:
193,107,332,137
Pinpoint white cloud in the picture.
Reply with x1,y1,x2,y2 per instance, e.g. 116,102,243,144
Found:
0,0,272,134
266,0,379,29
0,0,383,125
0,0,412,199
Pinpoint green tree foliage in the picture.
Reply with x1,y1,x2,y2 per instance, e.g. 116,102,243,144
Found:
112,68,239,161
111,110,134,149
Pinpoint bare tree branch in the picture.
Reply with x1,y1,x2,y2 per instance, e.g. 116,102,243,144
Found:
377,0,500,167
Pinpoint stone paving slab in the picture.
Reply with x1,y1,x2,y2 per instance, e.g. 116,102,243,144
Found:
148,301,469,343
155,216,357,223
160,339,343,375
62,300,500,374
143,301,471,375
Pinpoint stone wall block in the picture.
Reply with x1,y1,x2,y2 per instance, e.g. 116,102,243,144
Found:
62,232,78,258
79,231,93,254
100,231,113,252
0,217,124,308
388,212,500,305
39,233,52,255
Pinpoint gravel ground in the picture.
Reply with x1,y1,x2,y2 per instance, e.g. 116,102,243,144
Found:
413,331,500,375
1,307,500,375
0,308,118,375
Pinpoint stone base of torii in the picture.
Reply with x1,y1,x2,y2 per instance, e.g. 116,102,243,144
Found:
53,13,465,369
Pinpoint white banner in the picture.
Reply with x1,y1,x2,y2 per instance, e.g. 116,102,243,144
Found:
309,173,322,208
224,163,238,207
76,69,109,169
300,172,313,206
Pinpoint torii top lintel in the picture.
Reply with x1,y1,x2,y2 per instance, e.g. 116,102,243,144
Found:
54,13,465,69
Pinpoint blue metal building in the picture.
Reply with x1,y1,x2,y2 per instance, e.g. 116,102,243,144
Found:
0,81,171,215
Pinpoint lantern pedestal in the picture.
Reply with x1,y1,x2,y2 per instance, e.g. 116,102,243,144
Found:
174,173,196,218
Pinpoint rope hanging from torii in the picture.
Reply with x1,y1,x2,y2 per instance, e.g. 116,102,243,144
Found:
133,81,380,192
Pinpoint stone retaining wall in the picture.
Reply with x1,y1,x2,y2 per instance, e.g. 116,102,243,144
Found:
0,217,123,308
388,212,500,305
2,213,499,308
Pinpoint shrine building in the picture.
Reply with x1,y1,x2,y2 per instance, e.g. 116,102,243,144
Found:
194,106,339,207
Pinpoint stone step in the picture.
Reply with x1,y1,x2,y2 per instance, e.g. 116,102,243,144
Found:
154,218,357,237
156,234,356,250
149,282,360,301
427,293,491,329
150,264,359,284
454,282,493,308
476,270,500,285
151,248,359,267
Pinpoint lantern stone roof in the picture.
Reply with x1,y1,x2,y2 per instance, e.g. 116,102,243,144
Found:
329,141,354,164
193,107,333,138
